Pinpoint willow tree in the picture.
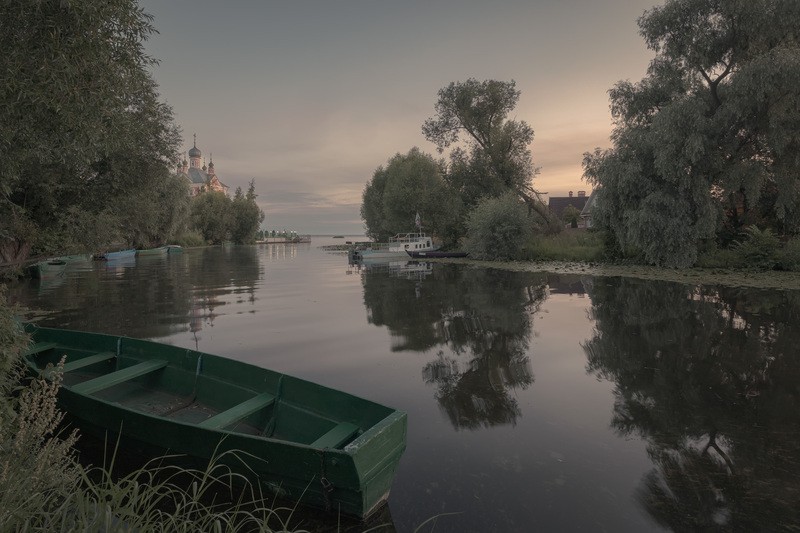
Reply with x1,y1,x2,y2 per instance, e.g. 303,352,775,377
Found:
0,0,182,261
583,0,800,267
361,148,463,244
422,79,552,225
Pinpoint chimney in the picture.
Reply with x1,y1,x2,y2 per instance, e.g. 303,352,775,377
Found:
578,190,586,197
568,191,573,197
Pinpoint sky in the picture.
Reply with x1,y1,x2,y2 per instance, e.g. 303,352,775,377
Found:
140,0,662,235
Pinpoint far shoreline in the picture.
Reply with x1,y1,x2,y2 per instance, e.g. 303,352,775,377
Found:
424,257,800,290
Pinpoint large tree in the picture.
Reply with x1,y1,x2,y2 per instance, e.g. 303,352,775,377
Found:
583,0,800,267
422,79,551,223
0,0,182,261
190,192,234,245
361,148,463,244
230,180,266,244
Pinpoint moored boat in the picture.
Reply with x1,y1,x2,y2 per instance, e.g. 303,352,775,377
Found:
101,249,137,261
22,325,407,519
407,250,468,259
165,245,183,254
30,259,67,279
56,254,93,263
354,233,436,261
136,246,168,256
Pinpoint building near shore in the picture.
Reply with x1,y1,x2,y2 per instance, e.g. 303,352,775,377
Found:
177,135,229,196
548,190,590,226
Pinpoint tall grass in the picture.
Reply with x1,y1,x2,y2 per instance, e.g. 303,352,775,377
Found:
0,292,442,532
0,364,311,532
0,289,307,532
524,229,605,262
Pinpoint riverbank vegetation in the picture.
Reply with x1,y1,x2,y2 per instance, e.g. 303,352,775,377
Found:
583,0,800,268
0,289,312,532
361,0,800,272
0,0,263,267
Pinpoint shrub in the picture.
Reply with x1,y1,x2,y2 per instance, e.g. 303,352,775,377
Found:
174,231,206,248
777,237,800,271
0,289,29,420
464,193,535,260
730,226,781,269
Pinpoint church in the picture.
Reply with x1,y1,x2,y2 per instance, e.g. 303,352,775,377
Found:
177,135,229,197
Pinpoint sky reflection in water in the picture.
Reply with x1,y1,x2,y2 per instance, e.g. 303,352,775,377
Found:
9,239,800,532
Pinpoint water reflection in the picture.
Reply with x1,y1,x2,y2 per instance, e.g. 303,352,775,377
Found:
10,247,262,341
583,277,800,531
360,263,550,430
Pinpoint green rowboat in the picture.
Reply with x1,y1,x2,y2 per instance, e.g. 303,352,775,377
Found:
22,325,407,518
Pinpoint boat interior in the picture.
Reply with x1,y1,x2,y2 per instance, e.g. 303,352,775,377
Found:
24,337,389,450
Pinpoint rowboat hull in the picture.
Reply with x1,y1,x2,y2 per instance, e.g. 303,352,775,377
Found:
136,247,168,256
407,251,468,258
22,326,407,518
103,249,137,260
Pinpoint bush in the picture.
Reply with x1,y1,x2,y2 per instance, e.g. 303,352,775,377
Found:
464,193,535,260
0,289,29,419
730,226,781,269
777,237,800,271
174,231,206,248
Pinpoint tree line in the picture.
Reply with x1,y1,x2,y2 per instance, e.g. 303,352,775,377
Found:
0,0,263,265
363,0,800,268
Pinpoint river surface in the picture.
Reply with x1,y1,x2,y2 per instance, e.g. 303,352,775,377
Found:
8,238,800,532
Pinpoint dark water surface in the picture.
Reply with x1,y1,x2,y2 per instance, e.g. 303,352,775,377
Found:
9,239,800,532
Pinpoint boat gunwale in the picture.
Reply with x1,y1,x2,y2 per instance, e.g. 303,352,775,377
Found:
22,325,405,453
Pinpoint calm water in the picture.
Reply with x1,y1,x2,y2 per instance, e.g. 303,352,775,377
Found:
9,239,800,532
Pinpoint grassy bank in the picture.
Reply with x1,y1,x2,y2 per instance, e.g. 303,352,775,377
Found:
432,257,800,290
451,228,800,290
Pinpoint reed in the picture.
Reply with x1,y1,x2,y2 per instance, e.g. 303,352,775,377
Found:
0,367,313,532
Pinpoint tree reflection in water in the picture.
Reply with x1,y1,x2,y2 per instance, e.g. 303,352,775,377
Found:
360,263,547,430
583,277,800,531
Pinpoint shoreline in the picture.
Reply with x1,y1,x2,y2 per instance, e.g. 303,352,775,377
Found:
426,258,800,290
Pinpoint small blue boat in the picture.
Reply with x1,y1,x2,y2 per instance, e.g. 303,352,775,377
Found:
103,249,136,261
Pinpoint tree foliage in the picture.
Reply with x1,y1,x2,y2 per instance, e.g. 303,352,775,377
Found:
584,0,800,267
464,192,535,261
190,183,264,245
230,180,266,244
0,0,183,260
190,192,233,245
423,79,552,223
361,148,463,244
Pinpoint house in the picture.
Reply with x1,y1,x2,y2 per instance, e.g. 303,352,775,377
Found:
579,189,599,228
177,135,229,197
547,190,590,225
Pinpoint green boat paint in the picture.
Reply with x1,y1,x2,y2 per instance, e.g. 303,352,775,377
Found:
22,325,407,519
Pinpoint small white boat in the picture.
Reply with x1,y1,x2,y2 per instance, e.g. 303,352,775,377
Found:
355,233,436,261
